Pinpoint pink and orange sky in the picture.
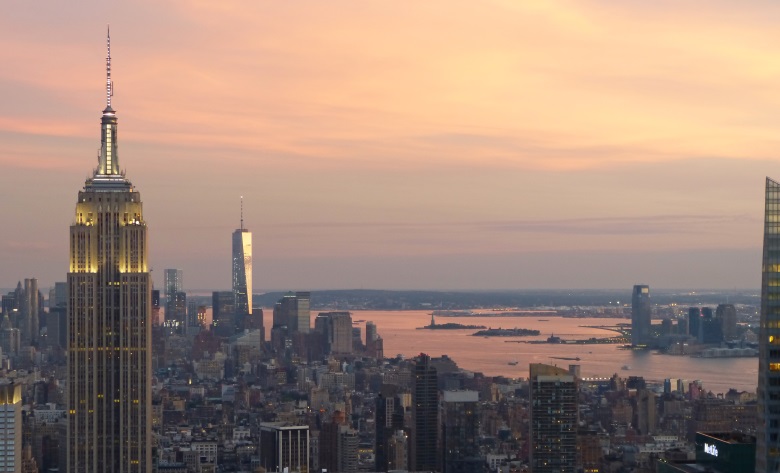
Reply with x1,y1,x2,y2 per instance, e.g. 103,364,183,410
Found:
1,1,779,291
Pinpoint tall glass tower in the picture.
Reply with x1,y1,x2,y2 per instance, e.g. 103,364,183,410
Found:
631,285,651,346
758,177,780,473
232,198,252,315
67,30,151,473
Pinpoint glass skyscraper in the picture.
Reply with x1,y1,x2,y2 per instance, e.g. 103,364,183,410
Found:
67,31,151,472
232,207,252,315
758,177,780,473
631,284,651,346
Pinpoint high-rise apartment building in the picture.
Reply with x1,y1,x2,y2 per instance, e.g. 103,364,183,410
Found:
67,31,151,472
758,177,780,473
232,201,252,315
411,353,438,472
163,269,183,308
631,285,651,346
529,363,577,473
0,383,21,473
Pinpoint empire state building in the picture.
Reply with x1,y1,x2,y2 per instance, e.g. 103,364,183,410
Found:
67,30,152,473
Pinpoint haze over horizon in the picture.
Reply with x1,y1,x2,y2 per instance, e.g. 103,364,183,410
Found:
1,1,779,290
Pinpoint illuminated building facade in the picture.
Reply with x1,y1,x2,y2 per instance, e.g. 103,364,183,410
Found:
0,383,21,473
232,200,252,316
67,31,151,473
758,177,780,473
529,363,577,473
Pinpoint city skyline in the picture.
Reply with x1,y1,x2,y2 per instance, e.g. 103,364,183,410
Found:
2,2,779,290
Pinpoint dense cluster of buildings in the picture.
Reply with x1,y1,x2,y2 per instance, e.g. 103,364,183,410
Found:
630,285,747,354
4,33,780,473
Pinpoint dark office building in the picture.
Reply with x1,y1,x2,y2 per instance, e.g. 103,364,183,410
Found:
375,385,406,472
273,292,311,333
441,390,483,473
258,423,309,473
46,306,66,350
411,353,438,472
212,291,235,336
699,309,723,344
631,285,651,346
716,303,737,340
658,432,755,473
688,307,702,339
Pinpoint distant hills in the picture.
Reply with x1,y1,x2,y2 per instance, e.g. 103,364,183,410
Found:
252,289,759,311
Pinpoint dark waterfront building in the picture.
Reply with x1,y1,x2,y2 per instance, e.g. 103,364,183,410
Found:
758,177,780,473
631,285,651,346
411,353,439,472
529,363,577,473
441,390,482,473
716,303,738,341
688,307,702,339
699,308,723,344
67,31,151,472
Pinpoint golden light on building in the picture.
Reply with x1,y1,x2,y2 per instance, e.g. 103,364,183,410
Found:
67,29,151,473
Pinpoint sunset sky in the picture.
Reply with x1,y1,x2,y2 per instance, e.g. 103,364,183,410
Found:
1,1,779,291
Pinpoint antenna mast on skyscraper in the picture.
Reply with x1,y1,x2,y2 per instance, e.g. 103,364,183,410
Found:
240,196,244,230
106,25,113,109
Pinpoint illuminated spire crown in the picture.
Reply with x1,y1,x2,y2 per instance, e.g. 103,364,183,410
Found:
94,25,122,179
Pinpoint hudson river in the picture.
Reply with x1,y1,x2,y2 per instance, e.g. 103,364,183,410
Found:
258,309,756,393
348,310,757,393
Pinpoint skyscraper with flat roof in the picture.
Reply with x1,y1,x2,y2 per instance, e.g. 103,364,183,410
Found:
411,353,438,472
758,177,780,473
0,383,21,473
232,198,252,316
717,303,738,341
67,30,151,472
529,363,577,473
631,285,651,346
163,269,182,308
441,390,481,473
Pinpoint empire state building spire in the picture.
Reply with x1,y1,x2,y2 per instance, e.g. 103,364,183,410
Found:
68,29,152,473
106,25,113,109
95,25,121,177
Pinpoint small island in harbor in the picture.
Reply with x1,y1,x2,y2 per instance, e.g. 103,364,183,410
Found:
419,313,486,330
418,322,488,330
472,328,541,337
